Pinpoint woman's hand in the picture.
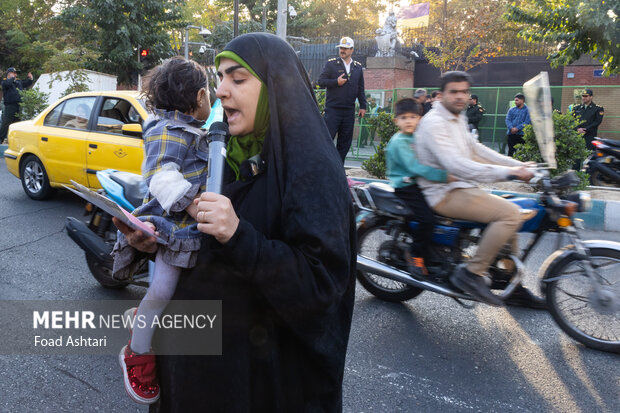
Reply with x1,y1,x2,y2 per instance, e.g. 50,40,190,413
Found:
195,192,239,244
112,217,158,254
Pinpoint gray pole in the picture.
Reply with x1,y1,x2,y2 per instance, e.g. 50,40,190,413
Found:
276,0,287,39
184,27,189,60
234,0,239,37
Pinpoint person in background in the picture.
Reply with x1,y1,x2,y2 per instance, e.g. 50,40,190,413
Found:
466,94,485,131
0,67,33,144
505,93,531,157
318,36,366,163
430,90,442,107
572,88,604,149
414,88,432,115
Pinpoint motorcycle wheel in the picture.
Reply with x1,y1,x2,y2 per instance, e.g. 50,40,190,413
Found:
86,253,129,289
590,170,619,188
356,220,423,302
544,247,620,353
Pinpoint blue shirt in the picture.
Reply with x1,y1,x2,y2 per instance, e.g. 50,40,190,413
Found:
505,105,531,136
386,131,448,188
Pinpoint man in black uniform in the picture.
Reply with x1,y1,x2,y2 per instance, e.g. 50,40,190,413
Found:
572,88,604,149
1,67,33,144
466,94,485,131
318,36,367,163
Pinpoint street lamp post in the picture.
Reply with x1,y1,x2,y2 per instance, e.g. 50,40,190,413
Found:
276,1,297,40
184,25,211,60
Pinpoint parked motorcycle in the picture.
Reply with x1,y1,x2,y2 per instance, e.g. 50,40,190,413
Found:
65,169,149,289
351,170,620,353
584,138,620,187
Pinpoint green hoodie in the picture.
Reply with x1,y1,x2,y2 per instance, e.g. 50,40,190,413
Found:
386,131,448,188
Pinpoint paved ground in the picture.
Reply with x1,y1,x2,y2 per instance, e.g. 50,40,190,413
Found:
1,158,618,412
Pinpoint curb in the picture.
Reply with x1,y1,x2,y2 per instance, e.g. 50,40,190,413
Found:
347,176,620,233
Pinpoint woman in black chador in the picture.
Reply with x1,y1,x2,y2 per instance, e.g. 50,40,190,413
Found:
116,32,356,411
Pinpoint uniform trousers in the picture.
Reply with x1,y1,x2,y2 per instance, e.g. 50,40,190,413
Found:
324,107,355,163
433,188,521,276
0,103,20,143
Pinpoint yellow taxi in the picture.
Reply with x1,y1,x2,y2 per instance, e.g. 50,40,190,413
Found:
4,91,149,199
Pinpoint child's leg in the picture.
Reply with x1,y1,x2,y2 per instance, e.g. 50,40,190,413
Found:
130,249,180,354
395,184,435,260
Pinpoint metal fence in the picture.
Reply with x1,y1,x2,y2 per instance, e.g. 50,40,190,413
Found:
330,85,620,161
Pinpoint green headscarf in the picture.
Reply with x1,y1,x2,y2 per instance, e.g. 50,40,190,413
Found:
215,50,270,180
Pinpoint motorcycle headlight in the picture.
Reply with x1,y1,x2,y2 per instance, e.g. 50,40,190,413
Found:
578,191,592,212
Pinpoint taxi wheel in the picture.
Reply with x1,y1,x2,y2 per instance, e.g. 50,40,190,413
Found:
20,155,54,200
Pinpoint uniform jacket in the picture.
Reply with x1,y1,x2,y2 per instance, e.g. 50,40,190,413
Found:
466,104,484,128
318,57,367,111
1,77,33,105
572,102,604,140
386,131,447,188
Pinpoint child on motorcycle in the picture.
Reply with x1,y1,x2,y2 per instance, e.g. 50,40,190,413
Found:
111,57,211,405
386,98,455,277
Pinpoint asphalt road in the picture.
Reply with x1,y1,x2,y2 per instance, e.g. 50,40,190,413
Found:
0,158,618,412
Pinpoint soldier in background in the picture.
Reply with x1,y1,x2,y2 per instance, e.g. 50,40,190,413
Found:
466,94,485,131
318,36,367,163
572,88,604,149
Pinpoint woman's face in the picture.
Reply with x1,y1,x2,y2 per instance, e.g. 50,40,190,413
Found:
216,58,262,136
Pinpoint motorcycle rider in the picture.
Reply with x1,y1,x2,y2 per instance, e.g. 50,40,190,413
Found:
416,71,544,308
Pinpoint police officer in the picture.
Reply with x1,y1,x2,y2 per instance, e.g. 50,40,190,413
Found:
1,67,33,144
572,88,604,149
318,36,367,163
466,94,485,131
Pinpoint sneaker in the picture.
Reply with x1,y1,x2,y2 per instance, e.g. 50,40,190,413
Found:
450,267,504,307
405,252,429,278
119,343,160,404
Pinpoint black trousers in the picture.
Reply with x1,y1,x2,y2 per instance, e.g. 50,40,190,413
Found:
394,183,435,261
323,108,355,163
507,134,524,157
0,103,20,142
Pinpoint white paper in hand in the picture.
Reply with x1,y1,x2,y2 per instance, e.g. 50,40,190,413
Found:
523,72,556,168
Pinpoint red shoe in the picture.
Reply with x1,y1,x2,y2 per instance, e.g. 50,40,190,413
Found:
119,343,160,404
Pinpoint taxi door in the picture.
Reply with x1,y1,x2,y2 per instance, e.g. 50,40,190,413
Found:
86,96,144,188
37,96,97,187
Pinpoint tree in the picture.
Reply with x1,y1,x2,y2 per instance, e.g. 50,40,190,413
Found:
422,0,519,72
58,0,187,85
0,0,65,74
505,0,620,75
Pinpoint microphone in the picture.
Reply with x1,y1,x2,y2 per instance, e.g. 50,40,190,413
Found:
205,121,230,194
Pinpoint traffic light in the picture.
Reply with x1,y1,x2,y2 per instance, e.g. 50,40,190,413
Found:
140,49,149,58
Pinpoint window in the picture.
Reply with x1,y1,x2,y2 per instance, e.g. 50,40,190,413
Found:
43,102,64,126
96,98,142,135
60,97,96,130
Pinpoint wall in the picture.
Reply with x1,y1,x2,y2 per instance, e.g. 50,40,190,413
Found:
32,70,117,103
